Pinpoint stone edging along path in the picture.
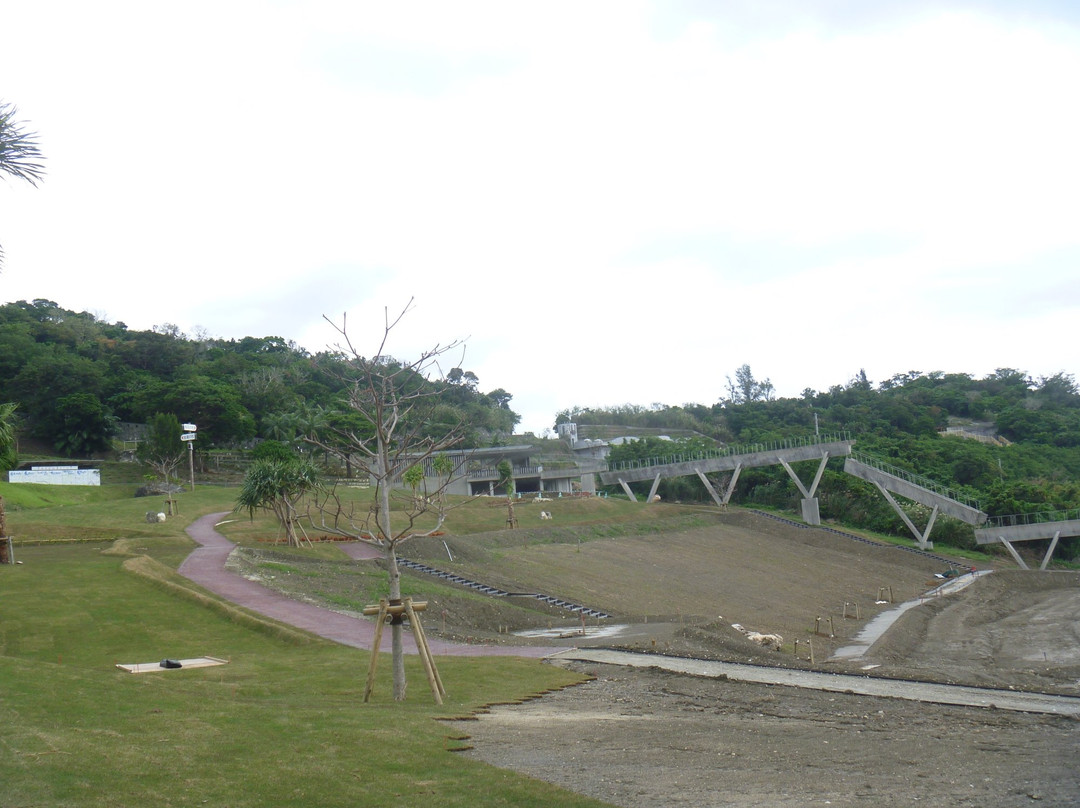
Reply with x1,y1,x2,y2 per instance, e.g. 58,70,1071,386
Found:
179,511,563,659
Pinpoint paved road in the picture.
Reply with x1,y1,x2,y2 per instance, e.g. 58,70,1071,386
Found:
179,511,560,658
549,648,1080,717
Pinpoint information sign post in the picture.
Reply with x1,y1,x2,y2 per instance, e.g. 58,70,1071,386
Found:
181,424,197,491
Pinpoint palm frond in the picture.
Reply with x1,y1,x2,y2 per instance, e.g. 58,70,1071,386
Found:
0,102,46,186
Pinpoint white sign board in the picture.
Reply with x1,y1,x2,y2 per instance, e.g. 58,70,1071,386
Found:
181,433,197,442
8,468,101,486
182,423,197,432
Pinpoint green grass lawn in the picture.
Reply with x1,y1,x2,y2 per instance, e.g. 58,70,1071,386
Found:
0,490,610,807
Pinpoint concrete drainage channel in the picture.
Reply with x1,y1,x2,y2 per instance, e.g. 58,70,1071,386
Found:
396,557,613,619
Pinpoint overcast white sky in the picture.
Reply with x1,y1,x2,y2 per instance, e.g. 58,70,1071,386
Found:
2,1,1078,435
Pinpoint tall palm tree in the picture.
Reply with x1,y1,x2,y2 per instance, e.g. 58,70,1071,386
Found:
0,101,45,268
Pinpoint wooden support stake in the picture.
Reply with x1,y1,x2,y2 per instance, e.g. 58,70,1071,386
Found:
363,598,389,703
405,597,444,703
363,598,443,704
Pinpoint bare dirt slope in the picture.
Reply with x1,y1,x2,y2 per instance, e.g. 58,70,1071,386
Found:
408,509,974,664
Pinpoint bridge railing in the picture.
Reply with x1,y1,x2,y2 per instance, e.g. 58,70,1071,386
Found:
983,507,1080,529
606,432,851,474
849,451,982,511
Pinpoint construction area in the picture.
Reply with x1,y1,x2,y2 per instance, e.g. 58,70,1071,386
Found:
231,506,1080,807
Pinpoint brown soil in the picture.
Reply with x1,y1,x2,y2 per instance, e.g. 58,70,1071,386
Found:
454,661,1079,808
234,509,1080,806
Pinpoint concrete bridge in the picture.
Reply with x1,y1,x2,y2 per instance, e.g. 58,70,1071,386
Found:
844,451,988,550
600,435,1069,568
974,510,1080,569
598,433,855,525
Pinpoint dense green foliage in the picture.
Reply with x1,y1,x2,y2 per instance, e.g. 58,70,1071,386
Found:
596,367,1080,559
235,457,321,546
0,299,520,456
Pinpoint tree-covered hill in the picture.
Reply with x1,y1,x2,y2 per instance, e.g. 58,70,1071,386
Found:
0,299,520,460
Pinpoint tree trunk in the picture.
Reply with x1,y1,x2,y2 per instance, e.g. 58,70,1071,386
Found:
388,545,406,702
377,474,407,701
276,500,300,547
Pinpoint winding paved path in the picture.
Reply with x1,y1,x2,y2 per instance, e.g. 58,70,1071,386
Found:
179,512,561,658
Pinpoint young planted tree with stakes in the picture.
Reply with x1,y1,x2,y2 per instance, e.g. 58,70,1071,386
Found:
235,458,321,547
306,301,469,702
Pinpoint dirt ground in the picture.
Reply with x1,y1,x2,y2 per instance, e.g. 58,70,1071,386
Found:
453,660,1079,808
232,510,1080,807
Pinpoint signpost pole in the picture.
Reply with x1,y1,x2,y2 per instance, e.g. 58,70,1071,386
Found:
182,423,197,492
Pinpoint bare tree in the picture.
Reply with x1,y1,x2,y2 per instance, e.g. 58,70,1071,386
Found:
306,300,469,701
137,413,186,489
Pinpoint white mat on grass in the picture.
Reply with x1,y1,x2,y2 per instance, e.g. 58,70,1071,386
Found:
116,656,228,674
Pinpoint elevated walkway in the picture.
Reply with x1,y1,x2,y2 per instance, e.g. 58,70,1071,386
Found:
844,452,987,550
599,433,854,524
974,510,1080,569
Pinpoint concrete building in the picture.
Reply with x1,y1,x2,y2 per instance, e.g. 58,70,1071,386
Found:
402,443,606,498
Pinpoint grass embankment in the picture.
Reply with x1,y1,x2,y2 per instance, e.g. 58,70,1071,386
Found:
0,486,609,808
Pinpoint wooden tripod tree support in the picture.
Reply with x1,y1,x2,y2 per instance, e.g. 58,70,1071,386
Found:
362,597,445,704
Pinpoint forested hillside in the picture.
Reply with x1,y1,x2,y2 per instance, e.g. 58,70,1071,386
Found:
0,299,519,459
560,365,1080,557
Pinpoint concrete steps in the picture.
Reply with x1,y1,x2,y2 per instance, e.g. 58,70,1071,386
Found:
397,557,612,618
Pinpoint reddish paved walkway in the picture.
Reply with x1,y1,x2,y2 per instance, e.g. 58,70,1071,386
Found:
180,512,561,658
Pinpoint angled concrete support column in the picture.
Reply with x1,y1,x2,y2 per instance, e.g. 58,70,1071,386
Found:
780,454,829,526
1040,530,1062,570
779,454,829,499
647,474,663,504
617,478,637,502
874,482,935,549
694,465,743,509
999,536,1029,569
696,469,725,509
723,464,742,505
